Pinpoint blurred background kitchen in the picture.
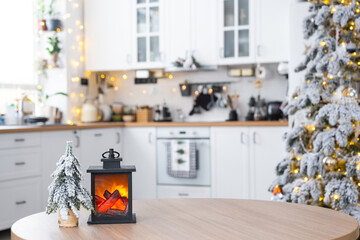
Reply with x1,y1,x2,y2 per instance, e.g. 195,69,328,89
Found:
0,0,306,125
0,1,310,239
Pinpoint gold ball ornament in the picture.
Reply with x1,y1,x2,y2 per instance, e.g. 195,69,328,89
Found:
342,87,357,99
323,156,338,171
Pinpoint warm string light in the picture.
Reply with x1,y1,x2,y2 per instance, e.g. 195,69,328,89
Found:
71,77,80,82
332,194,340,200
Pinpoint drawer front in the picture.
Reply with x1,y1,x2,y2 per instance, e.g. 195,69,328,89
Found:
157,127,210,138
0,148,41,181
157,186,211,199
0,132,41,149
0,177,41,231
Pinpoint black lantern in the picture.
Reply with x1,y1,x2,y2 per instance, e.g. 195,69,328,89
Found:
87,149,136,224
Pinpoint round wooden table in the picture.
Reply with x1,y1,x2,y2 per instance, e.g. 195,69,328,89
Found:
11,199,359,240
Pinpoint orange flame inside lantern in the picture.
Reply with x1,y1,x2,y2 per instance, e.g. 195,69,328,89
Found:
94,175,129,213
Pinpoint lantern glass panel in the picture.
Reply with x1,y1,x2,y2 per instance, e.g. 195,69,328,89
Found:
94,174,129,217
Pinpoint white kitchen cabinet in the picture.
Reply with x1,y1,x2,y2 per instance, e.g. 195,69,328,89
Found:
0,177,41,231
255,0,290,63
218,0,290,65
249,127,287,201
211,127,250,199
122,127,156,200
0,147,41,182
132,0,165,69
84,0,132,71
40,130,80,207
218,0,256,65
164,0,218,67
80,128,122,189
0,132,40,149
211,126,288,200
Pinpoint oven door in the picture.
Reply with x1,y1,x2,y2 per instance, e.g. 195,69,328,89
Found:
156,139,211,186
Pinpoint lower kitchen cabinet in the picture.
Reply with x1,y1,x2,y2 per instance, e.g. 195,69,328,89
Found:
80,128,122,190
249,127,287,200
0,177,41,231
123,128,156,200
211,127,250,199
41,130,80,207
211,126,288,200
157,185,211,199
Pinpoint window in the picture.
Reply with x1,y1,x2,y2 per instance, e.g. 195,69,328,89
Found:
0,0,35,85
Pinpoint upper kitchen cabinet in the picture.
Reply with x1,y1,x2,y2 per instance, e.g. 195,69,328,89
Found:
84,0,132,71
132,0,165,69
218,0,256,65
164,0,218,68
218,0,290,65
255,0,290,63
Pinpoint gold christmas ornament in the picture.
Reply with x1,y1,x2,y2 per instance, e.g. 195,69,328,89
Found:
342,87,358,98
290,150,298,172
323,156,338,170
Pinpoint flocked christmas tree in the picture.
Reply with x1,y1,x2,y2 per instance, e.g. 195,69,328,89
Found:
270,0,360,224
46,141,93,220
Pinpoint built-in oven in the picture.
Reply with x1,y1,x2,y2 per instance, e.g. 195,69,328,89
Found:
156,127,211,187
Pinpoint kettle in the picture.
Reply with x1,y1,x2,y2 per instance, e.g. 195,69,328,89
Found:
81,99,98,123
267,101,283,121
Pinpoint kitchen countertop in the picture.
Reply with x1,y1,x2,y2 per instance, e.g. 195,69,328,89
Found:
0,121,288,134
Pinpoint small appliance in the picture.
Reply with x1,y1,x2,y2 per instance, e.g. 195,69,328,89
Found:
267,101,283,120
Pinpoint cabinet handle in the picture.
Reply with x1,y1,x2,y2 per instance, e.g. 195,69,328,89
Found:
15,200,26,205
75,135,80,148
178,193,189,197
160,52,165,62
126,54,132,64
257,45,261,57
253,132,257,144
94,133,102,137
15,162,26,166
241,132,245,144
116,132,121,144
14,138,25,142
219,48,224,58
148,132,152,144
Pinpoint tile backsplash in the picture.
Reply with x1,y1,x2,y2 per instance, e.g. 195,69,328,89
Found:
88,64,288,122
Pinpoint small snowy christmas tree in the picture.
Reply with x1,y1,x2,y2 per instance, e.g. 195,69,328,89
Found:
46,141,93,226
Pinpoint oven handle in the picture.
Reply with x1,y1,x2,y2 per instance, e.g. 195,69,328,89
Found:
196,149,200,170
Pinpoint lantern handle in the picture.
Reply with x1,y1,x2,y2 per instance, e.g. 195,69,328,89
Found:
102,149,120,159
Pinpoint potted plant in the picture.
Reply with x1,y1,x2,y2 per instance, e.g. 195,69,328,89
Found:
46,33,61,66
36,0,47,31
45,0,62,31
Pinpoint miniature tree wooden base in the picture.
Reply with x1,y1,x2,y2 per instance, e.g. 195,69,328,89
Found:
58,209,78,228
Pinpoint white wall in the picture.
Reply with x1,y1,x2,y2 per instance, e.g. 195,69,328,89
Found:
86,64,287,122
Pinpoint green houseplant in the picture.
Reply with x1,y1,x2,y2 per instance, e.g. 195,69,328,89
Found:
46,33,61,66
